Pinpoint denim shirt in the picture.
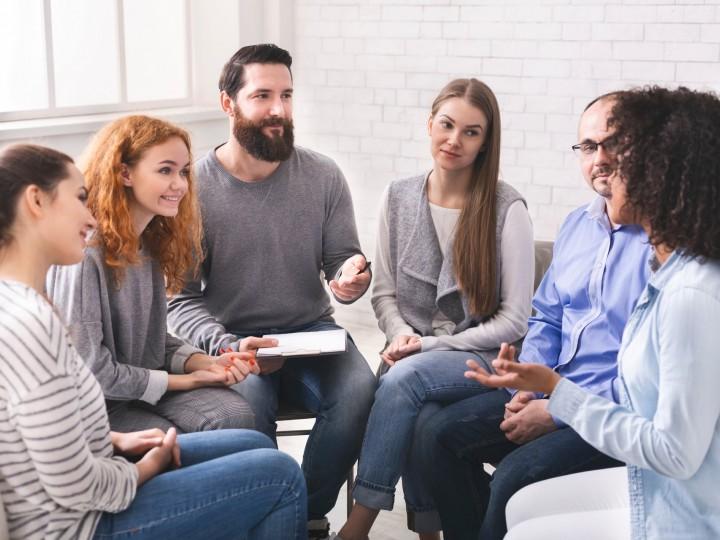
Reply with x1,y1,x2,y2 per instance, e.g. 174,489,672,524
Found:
518,197,650,409
549,252,720,539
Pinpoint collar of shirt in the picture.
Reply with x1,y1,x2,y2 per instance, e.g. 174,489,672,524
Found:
584,195,625,234
646,249,682,294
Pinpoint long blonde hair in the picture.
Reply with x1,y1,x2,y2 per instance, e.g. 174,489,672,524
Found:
431,79,502,316
82,115,202,294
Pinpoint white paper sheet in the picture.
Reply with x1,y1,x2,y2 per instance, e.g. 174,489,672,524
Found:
256,329,347,357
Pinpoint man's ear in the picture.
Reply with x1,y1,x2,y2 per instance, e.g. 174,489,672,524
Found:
120,164,132,187
220,91,235,116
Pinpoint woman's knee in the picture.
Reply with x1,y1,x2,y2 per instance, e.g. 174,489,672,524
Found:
253,449,306,493
379,357,423,391
204,406,256,431
221,429,275,450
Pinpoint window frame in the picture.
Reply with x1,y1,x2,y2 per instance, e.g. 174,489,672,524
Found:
0,0,193,122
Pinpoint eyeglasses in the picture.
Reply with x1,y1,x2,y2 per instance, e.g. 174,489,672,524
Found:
571,136,618,156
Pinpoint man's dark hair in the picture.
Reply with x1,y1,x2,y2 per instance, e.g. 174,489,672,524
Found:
218,43,293,99
610,86,720,260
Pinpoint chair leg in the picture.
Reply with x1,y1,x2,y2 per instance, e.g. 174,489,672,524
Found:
346,464,354,517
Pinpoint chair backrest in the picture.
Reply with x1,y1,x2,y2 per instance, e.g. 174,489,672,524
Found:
533,240,554,292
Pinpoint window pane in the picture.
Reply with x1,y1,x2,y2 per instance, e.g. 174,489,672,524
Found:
0,0,48,113
51,0,121,107
124,0,188,102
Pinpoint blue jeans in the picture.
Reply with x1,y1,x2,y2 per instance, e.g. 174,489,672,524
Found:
418,391,622,540
94,430,306,540
230,320,376,520
352,351,495,527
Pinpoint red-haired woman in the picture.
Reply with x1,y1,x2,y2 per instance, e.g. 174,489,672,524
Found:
47,115,267,433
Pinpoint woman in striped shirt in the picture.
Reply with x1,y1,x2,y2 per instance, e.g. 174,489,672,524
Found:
0,143,306,539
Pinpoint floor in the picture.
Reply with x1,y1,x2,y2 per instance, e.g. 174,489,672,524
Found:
276,323,424,539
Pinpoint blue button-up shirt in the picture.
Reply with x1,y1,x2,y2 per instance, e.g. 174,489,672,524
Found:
519,197,651,405
550,252,720,539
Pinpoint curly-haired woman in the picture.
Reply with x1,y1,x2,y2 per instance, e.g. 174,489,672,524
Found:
47,115,270,433
467,86,720,539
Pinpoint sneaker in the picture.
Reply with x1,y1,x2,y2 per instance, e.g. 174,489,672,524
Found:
308,518,330,540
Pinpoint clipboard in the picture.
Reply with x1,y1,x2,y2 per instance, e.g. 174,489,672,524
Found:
256,329,347,358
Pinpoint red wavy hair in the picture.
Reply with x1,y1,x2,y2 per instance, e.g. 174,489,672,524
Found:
81,115,202,294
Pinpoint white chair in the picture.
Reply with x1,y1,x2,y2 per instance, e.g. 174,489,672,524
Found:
504,467,629,540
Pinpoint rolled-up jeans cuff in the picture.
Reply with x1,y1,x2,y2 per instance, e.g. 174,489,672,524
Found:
406,508,442,532
353,479,395,511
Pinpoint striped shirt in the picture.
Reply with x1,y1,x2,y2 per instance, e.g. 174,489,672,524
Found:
0,280,137,540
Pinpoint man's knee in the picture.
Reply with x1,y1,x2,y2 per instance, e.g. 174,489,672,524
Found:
489,443,559,501
323,368,376,431
322,351,376,414
349,367,377,411
230,377,278,433
437,393,509,456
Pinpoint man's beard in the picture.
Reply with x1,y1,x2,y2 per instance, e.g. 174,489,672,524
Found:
591,166,613,198
232,105,294,162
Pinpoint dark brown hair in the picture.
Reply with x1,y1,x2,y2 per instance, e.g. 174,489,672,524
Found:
431,78,502,316
219,43,292,99
610,86,720,260
0,144,73,248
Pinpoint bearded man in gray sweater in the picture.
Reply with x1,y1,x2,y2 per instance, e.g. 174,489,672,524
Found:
167,44,376,539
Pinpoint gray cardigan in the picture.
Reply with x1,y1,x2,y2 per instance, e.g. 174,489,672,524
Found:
376,174,533,352
46,246,201,405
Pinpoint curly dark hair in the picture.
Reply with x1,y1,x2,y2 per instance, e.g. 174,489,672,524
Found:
609,86,720,260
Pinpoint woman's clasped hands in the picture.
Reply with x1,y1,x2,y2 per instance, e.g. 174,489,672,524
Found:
381,334,422,366
112,428,181,485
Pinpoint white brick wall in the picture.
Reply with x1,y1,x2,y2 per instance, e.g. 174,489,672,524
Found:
290,0,720,330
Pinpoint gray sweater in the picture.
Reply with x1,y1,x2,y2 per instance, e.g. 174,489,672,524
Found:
167,145,364,354
46,246,201,405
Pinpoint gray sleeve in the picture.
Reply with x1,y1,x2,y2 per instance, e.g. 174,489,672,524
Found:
167,261,238,356
322,165,366,291
46,258,168,405
165,334,203,374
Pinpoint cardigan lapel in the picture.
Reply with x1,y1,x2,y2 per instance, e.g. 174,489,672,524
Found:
398,176,466,324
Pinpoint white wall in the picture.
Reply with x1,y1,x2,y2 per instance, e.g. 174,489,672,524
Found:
3,0,719,334
289,0,720,330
